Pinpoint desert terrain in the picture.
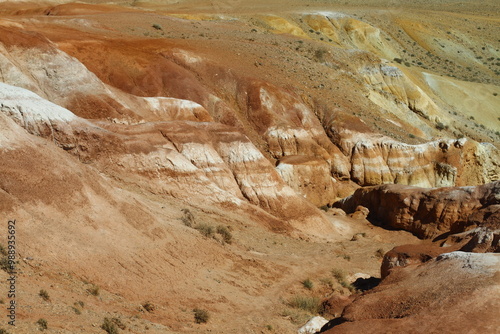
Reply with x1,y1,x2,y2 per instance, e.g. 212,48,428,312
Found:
0,0,498,333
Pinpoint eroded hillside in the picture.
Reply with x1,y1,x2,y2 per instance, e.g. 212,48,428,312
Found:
0,0,498,333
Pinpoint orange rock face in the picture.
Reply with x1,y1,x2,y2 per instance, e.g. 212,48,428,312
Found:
337,181,500,239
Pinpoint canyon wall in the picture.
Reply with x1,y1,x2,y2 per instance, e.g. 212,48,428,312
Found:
0,7,498,218
337,181,500,238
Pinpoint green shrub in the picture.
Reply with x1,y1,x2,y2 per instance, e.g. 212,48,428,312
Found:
193,308,210,324
71,301,85,315
0,244,10,272
340,280,357,292
39,289,50,302
181,208,195,227
320,277,334,289
281,308,311,325
286,296,321,313
0,244,7,256
435,122,447,130
0,257,10,272
216,225,232,244
111,318,126,330
332,268,346,282
302,279,314,290
152,23,162,30
101,318,118,334
36,319,48,331
88,285,100,296
195,223,214,238
142,302,155,312
332,269,356,292
314,48,328,62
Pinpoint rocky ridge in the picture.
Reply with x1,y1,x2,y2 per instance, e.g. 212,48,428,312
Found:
336,181,500,238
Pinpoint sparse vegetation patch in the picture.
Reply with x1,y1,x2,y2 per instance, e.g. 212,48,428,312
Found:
436,122,448,130
39,289,50,302
87,284,100,296
36,318,48,331
195,223,215,238
302,278,314,290
101,318,118,334
142,301,156,312
216,225,233,244
193,308,210,324
181,208,195,227
281,308,311,325
286,295,321,313
0,244,11,273
182,209,233,244
332,268,356,292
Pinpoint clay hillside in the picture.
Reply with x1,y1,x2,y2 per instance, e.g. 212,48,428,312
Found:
0,0,498,333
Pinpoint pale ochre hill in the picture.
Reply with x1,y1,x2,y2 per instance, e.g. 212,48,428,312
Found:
422,72,500,131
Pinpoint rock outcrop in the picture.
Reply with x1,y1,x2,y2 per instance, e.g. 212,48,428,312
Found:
321,295,356,318
380,243,453,279
441,226,500,253
381,227,500,279
276,155,338,206
323,252,500,334
330,130,499,188
298,316,329,334
337,181,500,238
241,80,353,204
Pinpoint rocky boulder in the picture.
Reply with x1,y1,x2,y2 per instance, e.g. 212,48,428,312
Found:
298,316,329,334
441,226,500,253
322,252,500,334
380,243,453,279
321,295,356,318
